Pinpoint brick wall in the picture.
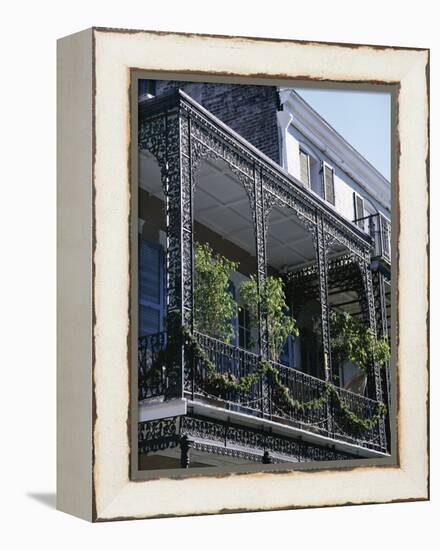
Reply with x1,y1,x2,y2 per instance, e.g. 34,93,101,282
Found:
151,80,281,164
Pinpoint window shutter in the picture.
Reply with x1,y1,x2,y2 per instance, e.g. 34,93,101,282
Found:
323,164,335,205
138,239,165,336
354,193,365,230
299,150,310,187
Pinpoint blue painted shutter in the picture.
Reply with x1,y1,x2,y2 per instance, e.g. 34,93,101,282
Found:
138,239,165,336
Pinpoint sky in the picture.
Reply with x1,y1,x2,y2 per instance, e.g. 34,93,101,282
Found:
293,87,391,180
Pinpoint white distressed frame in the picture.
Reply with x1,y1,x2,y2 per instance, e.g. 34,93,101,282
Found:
57,27,429,522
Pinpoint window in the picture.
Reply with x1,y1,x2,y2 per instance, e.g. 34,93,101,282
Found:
229,280,252,350
321,163,335,205
353,192,365,230
299,149,311,188
279,334,294,368
238,307,251,349
138,239,165,336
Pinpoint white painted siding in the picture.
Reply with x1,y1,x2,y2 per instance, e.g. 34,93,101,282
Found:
280,122,389,228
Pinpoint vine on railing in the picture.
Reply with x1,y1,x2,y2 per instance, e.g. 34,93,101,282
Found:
143,311,386,430
179,325,386,429
332,392,386,431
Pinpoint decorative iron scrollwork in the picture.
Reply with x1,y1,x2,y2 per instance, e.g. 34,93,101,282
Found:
137,91,389,458
138,414,356,463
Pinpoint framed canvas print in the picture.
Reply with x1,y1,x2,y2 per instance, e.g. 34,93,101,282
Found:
57,27,429,521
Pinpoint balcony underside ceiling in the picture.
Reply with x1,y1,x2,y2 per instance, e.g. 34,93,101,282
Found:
140,151,349,273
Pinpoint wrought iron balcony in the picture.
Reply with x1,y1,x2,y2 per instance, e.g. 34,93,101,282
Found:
138,331,387,454
354,212,391,265
137,90,390,460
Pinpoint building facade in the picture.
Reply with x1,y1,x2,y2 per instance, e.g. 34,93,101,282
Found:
137,81,392,469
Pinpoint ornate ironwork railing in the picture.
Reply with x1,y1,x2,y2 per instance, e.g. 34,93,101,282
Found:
354,212,391,264
189,331,263,410
138,331,386,452
269,361,384,451
269,361,329,435
331,385,384,450
136,90,390,456
138,332,167,400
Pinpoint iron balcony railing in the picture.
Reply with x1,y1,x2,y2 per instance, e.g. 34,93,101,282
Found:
139,331,386,453
353,212,391,265
189,330,262,410
138,332,167,400
269,360,384,451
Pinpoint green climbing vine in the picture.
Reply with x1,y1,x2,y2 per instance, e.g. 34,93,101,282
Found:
193,242,298,362
193,242,239,344
179,325,386,430
152,316,386,430
239,275,298,361
154,241,389,431
332,393,387,431
330,310,390,373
